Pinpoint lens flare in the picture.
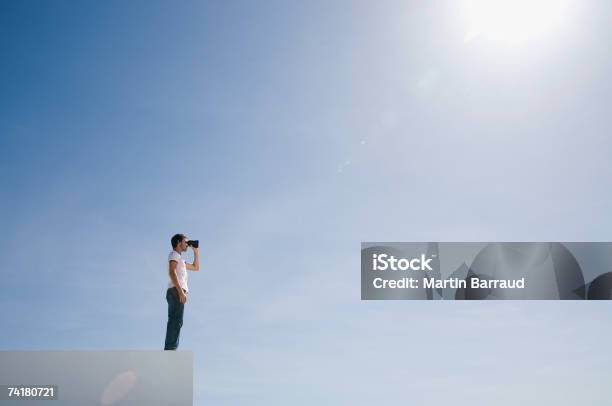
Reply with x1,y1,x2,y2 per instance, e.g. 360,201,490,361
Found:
463,0,572,44
100,370,137,405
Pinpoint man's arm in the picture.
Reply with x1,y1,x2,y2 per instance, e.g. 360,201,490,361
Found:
169,260,187,304
186,247,199,271
168,260,183,295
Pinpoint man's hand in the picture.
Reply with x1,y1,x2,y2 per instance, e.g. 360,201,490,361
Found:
178,290,187,304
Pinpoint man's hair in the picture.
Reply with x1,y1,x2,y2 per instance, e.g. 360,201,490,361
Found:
171,233,187,249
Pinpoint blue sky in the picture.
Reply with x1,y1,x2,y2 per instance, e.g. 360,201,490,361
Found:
1,1,612,404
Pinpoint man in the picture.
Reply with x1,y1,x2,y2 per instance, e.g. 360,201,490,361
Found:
164,233,199,350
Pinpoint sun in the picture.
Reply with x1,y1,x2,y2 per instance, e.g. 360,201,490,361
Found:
463,0,573,44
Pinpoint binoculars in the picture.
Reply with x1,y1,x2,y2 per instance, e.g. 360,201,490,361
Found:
187,240,199,248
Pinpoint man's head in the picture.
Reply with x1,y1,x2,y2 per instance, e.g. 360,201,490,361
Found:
171,233,188,253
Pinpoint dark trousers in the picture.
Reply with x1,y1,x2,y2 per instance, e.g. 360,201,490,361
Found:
164,287,186,350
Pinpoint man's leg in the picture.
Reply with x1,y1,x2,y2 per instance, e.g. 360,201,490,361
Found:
164,288,184,350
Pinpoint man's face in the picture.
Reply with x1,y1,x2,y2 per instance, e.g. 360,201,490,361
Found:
178,238,189,253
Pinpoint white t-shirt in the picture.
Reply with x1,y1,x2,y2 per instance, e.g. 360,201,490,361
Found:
168,250,189,293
